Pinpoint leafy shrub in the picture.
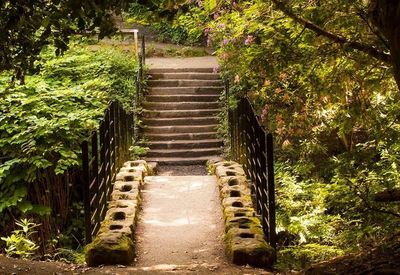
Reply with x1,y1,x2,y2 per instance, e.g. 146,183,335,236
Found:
129,145,150,160
1,219,40,258
127,3,207,45
277,244,344,270
0,44,138,252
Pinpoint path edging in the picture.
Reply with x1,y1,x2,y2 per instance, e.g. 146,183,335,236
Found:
85,160,153,267
208,160,276,268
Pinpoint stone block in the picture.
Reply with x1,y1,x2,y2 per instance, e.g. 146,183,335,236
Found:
105,207,137,222
222,196,253,209
220,185,251,199
108,199,138,210
113,181,140,192
209,158,276,268
85,160,151,267
225,216,262,232
116,171,143,182
85,234,135,267
146,162,158,176
216,165,246,178
225,228,275,267
224,206,256,219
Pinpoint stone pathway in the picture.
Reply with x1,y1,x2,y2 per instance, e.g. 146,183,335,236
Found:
130,169,270,274
135,175,224,267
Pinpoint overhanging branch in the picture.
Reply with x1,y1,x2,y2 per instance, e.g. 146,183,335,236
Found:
271,0,391,63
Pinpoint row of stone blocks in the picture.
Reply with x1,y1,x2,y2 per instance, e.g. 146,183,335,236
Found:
85,160,153,267
208,160,276,268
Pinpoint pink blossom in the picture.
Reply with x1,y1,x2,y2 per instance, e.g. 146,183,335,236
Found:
213,67,219,74
261,106,269,122
244,35,254,45
234,74,240,84
222,38,228,45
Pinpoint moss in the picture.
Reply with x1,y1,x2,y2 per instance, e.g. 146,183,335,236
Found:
85,235,134,267
224,228,276,267
225,216,263,233
84,161,150,267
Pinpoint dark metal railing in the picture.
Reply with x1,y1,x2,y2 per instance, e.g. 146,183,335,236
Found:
81,101,134,243
226,84,277,249
81,35,146,243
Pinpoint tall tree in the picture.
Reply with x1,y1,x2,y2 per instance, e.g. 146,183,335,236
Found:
269,0,400,90
368,0,400,88
0,0,125,81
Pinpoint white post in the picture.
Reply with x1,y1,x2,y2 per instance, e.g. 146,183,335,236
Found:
133,29,139,59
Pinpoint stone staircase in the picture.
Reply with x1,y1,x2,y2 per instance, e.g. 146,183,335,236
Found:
143,68,224,165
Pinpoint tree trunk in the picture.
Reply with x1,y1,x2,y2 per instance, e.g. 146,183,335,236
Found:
369,0,400,90
375,188,400,202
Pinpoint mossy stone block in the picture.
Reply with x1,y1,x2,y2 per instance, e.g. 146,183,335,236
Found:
225,228,276,268
85,234,135,267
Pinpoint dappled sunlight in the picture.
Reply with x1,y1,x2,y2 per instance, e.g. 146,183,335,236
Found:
135,175,224,267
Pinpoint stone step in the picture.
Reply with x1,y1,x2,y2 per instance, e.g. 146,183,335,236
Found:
145,132,218,141
143,109,220,118
149,68,214,74
146,95,220,102
145,156,222,165
150,72,220,80
144,125,218,134
143,102,221,110
147,148,222,158
147,139,223,149
149,79,223,88
149,87,223,95
144,117,218,126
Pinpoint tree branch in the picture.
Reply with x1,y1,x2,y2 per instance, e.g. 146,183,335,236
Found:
375,188,400,202
271,0,391,63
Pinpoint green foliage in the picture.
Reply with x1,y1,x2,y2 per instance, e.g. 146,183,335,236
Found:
0,45,137,216
46,248,86,264
191,0,400,270
128,3,207,45
0,0,124,80
277,244,344,270
127,0,189,19
129,144,150,160
1,219,40,258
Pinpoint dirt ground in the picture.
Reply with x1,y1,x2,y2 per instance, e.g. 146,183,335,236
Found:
0,254,272,275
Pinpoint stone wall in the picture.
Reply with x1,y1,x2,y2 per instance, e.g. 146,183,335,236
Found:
208,160,276,268
85,160,153,267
